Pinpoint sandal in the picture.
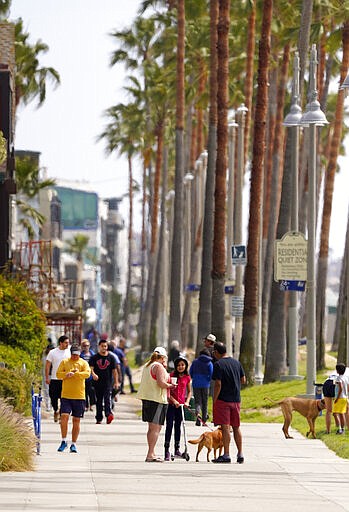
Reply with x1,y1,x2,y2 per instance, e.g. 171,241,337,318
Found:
145,457,163,462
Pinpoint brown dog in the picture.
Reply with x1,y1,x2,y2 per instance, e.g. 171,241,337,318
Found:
188,427,223,462
265,396,326,439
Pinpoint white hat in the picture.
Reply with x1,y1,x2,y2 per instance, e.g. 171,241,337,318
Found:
153,346,167,356
204,333,216,343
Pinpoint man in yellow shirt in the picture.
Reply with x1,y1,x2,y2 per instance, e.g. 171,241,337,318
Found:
56,345,91,453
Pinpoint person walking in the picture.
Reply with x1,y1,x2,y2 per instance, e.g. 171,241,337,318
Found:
211,342,246,464
80,339,96,411
89,339,119,424
118,337,136,393
189,348,213,426
45,335,71,422
56,344,91,453
333,363,348,435
136,347,176,462
164,356,191,460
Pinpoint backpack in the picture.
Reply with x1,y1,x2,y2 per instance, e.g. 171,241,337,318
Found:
323,378,335,398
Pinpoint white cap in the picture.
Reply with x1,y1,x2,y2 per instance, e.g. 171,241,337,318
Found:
153,346,167,356
204,333,216,343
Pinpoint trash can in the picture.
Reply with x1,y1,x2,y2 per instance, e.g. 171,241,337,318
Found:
184,397,196,421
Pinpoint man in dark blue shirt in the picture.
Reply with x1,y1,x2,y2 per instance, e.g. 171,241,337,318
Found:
212,342,246,464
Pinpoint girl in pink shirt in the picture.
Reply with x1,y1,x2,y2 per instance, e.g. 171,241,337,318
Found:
164,356,191,460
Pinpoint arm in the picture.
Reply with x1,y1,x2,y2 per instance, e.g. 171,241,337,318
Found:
75,362,91,380
56,360,66,380
45,359,52,385
185,379,192,406
241,375,246,386
335,380,343,403
112,368,119,388
213,379,221,403
90,366,99,381
152,363,173,390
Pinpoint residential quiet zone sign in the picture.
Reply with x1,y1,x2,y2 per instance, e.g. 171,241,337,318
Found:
274,231,308,281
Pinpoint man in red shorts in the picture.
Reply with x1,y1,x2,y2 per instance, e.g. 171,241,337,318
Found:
212,342,246,464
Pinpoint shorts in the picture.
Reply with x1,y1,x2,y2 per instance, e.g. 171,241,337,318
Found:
142,400,167,425
213,399,240,427
333,398,347,414
60,398,85,418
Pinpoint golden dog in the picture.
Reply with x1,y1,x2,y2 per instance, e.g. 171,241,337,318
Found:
188,427,223,462
265,396,326,439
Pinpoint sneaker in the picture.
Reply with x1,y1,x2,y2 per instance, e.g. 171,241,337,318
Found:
212,455,231,463
54,411,59,423
336,429,344,435
164,451,171,461
195,418,201,426
174,449,182,458
237,454,244,464
57,441,67,452
107,413,114,424
96,420,102,424
70,444,78,453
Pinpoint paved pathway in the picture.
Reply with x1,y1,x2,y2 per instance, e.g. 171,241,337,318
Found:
1,395,349,511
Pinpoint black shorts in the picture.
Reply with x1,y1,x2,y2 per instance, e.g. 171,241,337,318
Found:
142,400,168,425
60,398,85,418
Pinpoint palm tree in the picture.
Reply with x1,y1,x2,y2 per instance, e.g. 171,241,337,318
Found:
316,20,349,369
211,0,231,342
15,155,55,239
99,103,143,337
197,0,218,351
14,18,60,107
64,233,90,305
239,0,273,384
169,0,185,343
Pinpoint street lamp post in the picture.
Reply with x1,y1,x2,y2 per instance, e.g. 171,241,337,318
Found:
300,44,328,396
226,111,238,356
283,52,303,379
339,74,349,366
233,104,248,358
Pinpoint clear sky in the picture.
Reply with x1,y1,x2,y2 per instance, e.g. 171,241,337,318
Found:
9,1,349,260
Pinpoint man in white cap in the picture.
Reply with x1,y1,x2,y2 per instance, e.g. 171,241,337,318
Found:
56,345,91,453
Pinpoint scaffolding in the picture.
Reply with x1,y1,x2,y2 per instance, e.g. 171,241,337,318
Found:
14,240,83,342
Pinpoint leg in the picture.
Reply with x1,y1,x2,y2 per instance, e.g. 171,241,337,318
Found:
94,386,104,422
60,413,69,439
49,380,59,413
232,426,242,455
103,386,112,418
71,416,81,443
164,406,175,449
193,388,202,416
146,422,162,460
201,388,209,422
174,407,182,452
324,397,333,433
221,424,231,456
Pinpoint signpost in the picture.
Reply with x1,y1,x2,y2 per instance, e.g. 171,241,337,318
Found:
274,231,307,282
231,245,247,265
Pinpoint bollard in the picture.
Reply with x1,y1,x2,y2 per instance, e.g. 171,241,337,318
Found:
314,382,323,416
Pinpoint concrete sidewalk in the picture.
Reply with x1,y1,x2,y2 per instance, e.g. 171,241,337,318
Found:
1,395,349,511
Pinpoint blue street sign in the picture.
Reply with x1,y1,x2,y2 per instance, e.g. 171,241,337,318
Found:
185,283,200,292
279,280,306,291
224,285,235,294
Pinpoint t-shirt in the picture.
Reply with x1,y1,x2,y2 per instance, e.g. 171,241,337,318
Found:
336,375,348,399
89,353,117,387
56,357,91,399
46,347,71,379
212,357,245,403
169,373,191,404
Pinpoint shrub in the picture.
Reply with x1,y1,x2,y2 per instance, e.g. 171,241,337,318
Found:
0,275,47,376
0,367,30,414
0,398,36,471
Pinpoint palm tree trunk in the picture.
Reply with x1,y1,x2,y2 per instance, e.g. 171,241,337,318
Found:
243,3,256,165
316,21,349,369
123,155,133,338
335,210,349,360
169,0,185,342
211,0,230,342
197,0,218,352
240,0,273,384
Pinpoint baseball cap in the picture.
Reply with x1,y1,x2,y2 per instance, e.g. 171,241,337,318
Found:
153,346,167,357
70,345,81,355
204,333,216,343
